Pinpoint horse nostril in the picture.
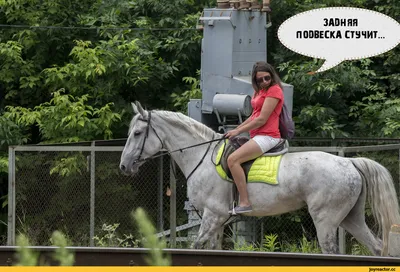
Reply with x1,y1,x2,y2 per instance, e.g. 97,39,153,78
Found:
120,164,126,172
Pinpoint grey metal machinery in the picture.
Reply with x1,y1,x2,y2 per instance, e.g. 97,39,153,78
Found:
186,5,294,246
188,7,293,133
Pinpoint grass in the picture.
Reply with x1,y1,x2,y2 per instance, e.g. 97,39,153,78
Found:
15,207,171,266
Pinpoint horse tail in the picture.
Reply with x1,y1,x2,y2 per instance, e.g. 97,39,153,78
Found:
350,157,400,256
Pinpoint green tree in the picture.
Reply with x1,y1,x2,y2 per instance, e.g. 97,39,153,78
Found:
0,0,212,245
4,89,122,143
269,0,400,138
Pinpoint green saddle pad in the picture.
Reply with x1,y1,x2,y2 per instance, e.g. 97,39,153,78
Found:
215,140,282,185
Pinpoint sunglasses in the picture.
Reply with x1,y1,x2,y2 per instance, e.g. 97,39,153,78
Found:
256,75,272,84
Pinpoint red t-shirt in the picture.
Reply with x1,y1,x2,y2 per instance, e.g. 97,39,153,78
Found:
249,84,284,138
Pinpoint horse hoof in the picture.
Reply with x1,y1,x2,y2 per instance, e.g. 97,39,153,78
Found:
193,242,201,249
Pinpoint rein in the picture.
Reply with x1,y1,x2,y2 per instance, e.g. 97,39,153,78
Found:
132,111,232,224
133,111,226,178
136,137,226,163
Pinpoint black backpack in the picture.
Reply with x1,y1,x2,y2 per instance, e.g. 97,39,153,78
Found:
279,102,295,139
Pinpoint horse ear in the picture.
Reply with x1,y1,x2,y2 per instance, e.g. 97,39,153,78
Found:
131,102,138,114
135,101,147,118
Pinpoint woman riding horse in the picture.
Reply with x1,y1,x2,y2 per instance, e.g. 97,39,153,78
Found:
225,61,283,214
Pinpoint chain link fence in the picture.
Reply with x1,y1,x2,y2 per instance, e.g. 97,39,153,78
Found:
7,139,400,255
8,143,193,248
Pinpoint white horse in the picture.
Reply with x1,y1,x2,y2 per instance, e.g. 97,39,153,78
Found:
119,101,400,256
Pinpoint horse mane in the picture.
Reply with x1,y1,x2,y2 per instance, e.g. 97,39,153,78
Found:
128,108,220,140
153,110,219,140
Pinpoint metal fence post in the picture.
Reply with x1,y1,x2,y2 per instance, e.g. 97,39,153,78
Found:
158,156,164,231
338,149,346,254
170,159,177,247
90,141,95,246
7,146,15,246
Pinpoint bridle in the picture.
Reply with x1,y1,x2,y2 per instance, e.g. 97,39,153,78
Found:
131,111,225,180
133,111,164,165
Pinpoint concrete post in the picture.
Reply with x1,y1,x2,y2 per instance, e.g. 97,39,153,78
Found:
169,159,177,248
7,146,16,246
232,219,256,247
389,224,400,257
89,142,95,247
338,149,346,254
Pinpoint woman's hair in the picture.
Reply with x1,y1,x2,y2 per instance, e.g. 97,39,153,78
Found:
251,61,283,93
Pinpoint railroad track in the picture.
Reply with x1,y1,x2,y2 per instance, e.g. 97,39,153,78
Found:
1,246,400,266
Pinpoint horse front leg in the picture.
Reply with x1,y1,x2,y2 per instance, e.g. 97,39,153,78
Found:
192,208,228,249
209,227,225,250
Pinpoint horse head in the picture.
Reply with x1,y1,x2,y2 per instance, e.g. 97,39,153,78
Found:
119,101,164,175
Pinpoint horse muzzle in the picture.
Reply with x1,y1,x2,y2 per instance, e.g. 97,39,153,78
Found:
119,160,141,176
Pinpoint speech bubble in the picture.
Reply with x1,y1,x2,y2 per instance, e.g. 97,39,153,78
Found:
277,7,400,73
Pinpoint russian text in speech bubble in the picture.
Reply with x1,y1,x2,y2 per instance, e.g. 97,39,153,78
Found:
277,7,400,74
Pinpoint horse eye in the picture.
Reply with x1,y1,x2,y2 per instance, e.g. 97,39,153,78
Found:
134,131,141,136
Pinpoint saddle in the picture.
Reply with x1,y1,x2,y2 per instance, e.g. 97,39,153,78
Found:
214,136,288,216
218,136,288,181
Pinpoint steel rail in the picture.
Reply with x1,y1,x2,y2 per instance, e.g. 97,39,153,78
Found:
1,247,400,266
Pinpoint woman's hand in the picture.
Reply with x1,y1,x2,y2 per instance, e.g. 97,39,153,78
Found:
224,129,241,139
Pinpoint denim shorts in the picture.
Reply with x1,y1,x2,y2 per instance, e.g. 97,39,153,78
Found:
252,135,280,153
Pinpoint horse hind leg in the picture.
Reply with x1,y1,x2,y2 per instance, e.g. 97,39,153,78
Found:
308,204,350,254
340,212,382,256
307,168,363,254
340,187,382,256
